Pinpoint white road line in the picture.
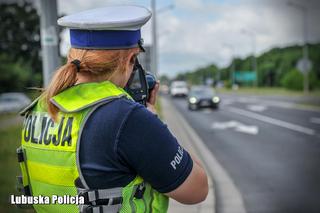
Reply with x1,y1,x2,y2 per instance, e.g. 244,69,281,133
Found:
232,97,320,112
211,121,259,135
246,105,267,112
227,106,315,136
235,125,259,135
211,120,239,129
310,117,320,124
162,98,246,213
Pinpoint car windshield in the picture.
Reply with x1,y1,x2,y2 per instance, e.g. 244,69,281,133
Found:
190,88,214,96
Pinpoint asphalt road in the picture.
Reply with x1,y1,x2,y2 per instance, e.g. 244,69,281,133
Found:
168,93,320,213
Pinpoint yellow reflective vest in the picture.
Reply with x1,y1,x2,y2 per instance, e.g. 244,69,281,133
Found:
18,81,168,213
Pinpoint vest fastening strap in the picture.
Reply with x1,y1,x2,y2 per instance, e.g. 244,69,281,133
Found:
78,187,123,213
82,204,122,213
79,187,123,203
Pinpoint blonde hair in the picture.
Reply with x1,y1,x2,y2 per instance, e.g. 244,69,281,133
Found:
44,47,137,121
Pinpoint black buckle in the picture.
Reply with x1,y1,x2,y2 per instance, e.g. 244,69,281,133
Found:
17,148,24,162
134,183,145,199
78,191,90,204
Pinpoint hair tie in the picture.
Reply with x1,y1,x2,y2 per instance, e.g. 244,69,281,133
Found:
71,59,81,72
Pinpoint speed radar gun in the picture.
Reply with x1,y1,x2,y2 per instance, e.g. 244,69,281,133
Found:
125,59,156,106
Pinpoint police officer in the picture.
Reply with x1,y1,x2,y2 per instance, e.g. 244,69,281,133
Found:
18,5,208,213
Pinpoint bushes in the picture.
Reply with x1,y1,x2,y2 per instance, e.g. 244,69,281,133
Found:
281,69,319,91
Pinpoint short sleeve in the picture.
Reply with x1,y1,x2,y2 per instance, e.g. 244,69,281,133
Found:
115,105,193,193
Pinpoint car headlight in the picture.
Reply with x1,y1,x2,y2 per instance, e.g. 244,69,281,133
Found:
212,96,220,103
189,97,197,104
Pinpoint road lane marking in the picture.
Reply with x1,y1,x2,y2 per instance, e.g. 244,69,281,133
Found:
235,125,259,135
211,120,259,135
232,97,320,112
162,97,246,213
227,107,315,136
212,120,239,129
310,117,320,124
247,105,267,112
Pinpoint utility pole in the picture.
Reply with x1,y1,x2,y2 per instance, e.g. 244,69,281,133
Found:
241,29,258,87
151,0,158,76
302,7,309,94
223,43,235,87
287,1,309,94
38,0,60,87
150,0,174,76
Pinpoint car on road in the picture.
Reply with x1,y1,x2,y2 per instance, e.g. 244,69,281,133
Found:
170,81,189,97
187,86,220,110
0,92,31,113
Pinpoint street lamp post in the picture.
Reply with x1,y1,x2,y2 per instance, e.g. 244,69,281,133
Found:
38,0,60,87
223,43,235,87
241,29,258,87
287,1,309,94
151,0,174,76
151,0,157,76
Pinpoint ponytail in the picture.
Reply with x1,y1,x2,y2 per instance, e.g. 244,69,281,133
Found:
44,62,78,121
42,47,138,122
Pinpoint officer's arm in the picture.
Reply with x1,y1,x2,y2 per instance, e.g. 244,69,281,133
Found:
165,154,208,204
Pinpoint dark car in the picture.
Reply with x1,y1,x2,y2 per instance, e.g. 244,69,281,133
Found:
187,86,220,110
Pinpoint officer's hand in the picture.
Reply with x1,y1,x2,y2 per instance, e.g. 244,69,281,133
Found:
147,81,160,114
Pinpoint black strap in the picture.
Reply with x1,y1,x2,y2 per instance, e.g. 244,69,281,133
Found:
17,148,24,162
134,183,146,199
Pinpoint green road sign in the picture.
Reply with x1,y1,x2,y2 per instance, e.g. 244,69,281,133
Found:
234,71,256,82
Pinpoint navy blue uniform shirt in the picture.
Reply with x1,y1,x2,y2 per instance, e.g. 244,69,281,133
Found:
79,97,193,193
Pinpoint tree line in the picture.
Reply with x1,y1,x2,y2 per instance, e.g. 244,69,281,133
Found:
168,44,320,91
1,2,319,93
0,2,63,94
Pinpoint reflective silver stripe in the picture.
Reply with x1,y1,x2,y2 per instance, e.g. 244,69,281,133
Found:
149,186,154,213
88,191,96,202
82,187,123,202
51,94,128,113
20,96,41,116
142,194,147,213
91,204,122,213
97,187,122,200
130,185,138,213
76,98,118,189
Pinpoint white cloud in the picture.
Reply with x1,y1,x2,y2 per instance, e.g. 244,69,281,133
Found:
56,0,320,77
157,0,320,76
174,0,205,11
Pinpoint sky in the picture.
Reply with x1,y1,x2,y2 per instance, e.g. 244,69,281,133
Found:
56,0,320,77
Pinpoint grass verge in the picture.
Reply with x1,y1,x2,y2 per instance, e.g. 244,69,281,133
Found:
0,123,34,212
156,97,163,120
217,87,320,97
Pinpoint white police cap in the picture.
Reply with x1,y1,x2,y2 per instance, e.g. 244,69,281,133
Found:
57,5,152,50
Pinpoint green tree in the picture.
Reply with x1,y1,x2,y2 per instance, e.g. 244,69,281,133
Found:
173,43,320,90
0,2,42,92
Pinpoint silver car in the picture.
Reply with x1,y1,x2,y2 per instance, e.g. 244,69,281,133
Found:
0,93,31,113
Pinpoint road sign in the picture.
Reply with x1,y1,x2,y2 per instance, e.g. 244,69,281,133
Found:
41,26,58,46
234,71,256,82
297,57,312,74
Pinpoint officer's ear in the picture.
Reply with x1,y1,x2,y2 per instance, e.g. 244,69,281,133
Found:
129,53,138,66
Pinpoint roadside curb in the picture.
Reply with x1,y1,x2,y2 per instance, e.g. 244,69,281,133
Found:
161,96,246,213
